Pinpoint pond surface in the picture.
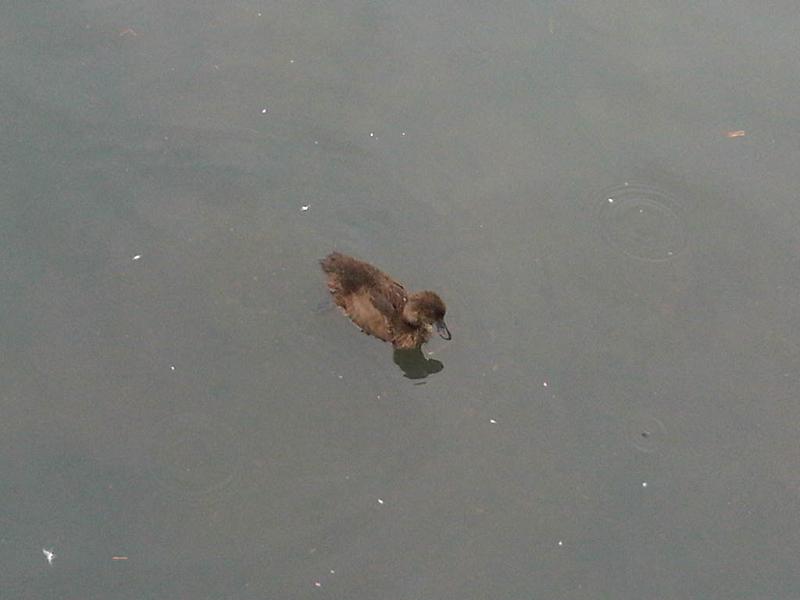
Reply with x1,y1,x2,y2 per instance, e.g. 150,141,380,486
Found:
3,1,800,598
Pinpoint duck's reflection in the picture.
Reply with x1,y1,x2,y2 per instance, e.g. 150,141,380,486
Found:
393,347,444,380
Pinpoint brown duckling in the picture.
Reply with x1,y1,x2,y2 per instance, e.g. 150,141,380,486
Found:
320,251,451,349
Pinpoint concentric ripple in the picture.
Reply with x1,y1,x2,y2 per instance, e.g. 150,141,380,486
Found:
598,184,687,261
624,412,667,453
149,414,242,500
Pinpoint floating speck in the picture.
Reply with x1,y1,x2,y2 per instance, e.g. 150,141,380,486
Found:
289,59,294,64
132,254,142,261
489,418,497,424
314,582,321,588
369,132,375,137
607,198,614,203
169,365,176,371
543,381,548,387
401,131,406,136
43,548,55,565
557,540,563,547
642,481,648,488
330,569,335,574
377,498,384,505
301,205,310,212
261,108,268,114
314,140,319,144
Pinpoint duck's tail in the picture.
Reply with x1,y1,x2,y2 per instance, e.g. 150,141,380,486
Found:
319,251,376,294
319,251,346,275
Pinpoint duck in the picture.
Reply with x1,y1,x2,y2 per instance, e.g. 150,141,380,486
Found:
320,251,451,349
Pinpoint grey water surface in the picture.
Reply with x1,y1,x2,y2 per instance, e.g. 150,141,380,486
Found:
3,1,800,598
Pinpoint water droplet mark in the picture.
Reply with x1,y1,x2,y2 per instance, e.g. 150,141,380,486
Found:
598,184,687,261
149,414,242,501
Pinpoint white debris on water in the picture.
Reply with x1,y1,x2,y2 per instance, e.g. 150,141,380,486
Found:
43,548,55,565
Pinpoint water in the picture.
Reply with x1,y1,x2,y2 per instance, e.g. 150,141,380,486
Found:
3,1,800,598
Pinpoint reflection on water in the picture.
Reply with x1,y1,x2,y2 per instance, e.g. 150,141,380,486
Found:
393,348,444,380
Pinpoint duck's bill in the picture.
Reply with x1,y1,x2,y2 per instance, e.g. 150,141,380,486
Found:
436,320,452,340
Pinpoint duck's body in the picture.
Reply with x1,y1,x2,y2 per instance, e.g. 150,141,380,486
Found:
320,252,451,349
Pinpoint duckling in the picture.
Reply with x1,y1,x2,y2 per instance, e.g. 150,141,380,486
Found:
320,251,451,349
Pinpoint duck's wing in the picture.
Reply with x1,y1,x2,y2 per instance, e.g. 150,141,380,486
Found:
369,280,407,323
342,290,394,342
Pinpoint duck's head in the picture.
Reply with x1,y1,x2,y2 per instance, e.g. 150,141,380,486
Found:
403,291,451,340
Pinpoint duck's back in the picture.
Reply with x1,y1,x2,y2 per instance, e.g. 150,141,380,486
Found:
320,252,407,342
320,252,383,294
